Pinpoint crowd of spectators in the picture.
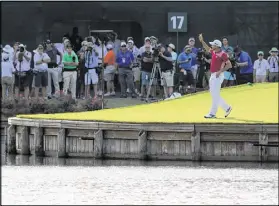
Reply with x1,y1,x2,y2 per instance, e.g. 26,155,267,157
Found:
1,27,278,101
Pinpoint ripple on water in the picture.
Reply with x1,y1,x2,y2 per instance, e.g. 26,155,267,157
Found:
2,165,278,205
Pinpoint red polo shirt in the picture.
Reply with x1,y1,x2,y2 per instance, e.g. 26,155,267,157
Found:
210,49,228,73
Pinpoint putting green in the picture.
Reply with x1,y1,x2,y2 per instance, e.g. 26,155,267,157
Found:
17,83,278,124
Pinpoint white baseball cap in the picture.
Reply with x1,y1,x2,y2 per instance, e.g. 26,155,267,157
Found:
209,40,222,48
3,45,12,53
168,43,175,50
145,37,151,42
121,42,127,47
107,44,113,49
128,40,134,44
19,44,25,48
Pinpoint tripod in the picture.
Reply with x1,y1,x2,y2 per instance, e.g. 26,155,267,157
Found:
145,58,165,102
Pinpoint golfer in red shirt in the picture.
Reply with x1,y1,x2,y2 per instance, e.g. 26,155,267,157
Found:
199,34,233,118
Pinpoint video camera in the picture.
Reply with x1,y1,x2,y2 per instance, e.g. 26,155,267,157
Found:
152,44,161,58
228,53,238,73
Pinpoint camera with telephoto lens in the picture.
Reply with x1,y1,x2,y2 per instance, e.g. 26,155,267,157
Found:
19,46,25,53
228,53,238,73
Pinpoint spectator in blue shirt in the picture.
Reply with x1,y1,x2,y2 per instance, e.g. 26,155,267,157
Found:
221,36,235,87
177,45,195,93
83,42,99,99
188,37,199,81
234,47,253,84
116,42,136,98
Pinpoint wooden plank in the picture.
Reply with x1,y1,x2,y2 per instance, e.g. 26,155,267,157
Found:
201,133,258,142
244,142,258,156
94,130,103,158
105,130,139,140
138,131,147,159
185,141,191,156
221,142,237,156
44,128,59,136
20,126,29,155
57,128,66,157
236,142,245,156
179,141,186,156
148,132,192,141
269,134,279,143
120,140,130,154
173,141,180,156
191,132,201,161
259,133,268,162
212,142,222,156
34,127,44,156
68,129,95,138
130,140,138,154
29,134,35,155
7,125,16,154
196,124,262,134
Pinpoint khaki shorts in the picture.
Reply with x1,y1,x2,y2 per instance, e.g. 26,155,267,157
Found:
161,71,174,87
132,67,141,82
104,65,116,81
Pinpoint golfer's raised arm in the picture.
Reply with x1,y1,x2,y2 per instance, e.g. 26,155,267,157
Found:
198,34,211,53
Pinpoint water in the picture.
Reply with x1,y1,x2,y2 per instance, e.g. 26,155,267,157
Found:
2,154,278,205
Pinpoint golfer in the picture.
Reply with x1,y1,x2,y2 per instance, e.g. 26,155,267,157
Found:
199,34,232,118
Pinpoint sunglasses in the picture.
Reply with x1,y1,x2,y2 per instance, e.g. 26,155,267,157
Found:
121,45,126,47
258,54,263,56
38,47,43,50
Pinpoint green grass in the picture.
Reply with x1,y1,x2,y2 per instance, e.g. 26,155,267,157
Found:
17,83,278,124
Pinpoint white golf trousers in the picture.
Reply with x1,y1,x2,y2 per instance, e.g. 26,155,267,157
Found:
209,72,230,115
47,67,60,96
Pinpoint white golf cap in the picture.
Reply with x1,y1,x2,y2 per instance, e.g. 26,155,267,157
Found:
128,40,134,44
168,43,175,50
188,37,195,42
107,44,113,49
121,42,127,46
145,37,151,41
19,44,25,47
3,45,12,52
87,42,94,48
209,40,222,47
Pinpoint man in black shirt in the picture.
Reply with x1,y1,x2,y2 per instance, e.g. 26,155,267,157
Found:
140,44,155,98
45,40,63,98
158,45,174,98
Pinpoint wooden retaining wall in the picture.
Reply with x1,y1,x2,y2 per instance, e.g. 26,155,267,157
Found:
7,117,279,162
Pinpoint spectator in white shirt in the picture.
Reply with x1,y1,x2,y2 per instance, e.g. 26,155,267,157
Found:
1,45,14,99
267,47,278,82
14,44,32,99
139,37,152,55
253,51,270,83
33,44,51,99
95,38,108,96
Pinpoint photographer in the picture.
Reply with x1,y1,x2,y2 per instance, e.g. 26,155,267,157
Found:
177,45,194,93
267,47,278,82
62,44,79,99
196,48,211,89
140,44,155,98
115,42,137,98
33,44,51,99
233,47,253,84
158,45,174,98
221,37,235,87
76,40,88,98
95,38,108,96
127,39,141,94
45,40,63,98
83,42,99,99
1,45,14,99
14,44,32,100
